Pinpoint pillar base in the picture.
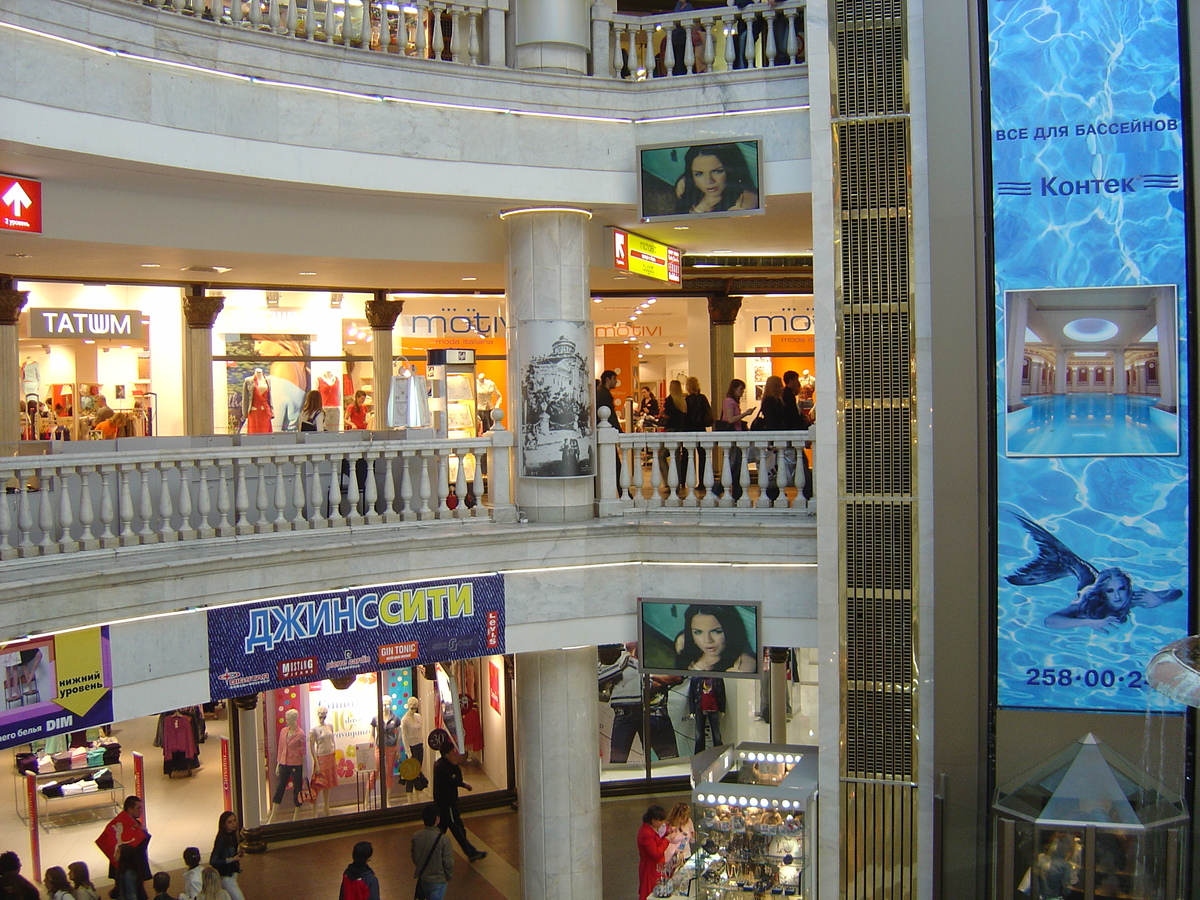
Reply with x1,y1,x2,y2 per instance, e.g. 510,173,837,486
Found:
515,41,588,74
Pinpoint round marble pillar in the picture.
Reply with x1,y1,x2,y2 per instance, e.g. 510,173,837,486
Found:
516,647,601,900
504,207,594,523
513,0,590,73
0,281,28,445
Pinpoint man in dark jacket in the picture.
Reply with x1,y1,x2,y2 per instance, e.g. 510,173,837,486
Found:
432,732,487,862
339,841,380,900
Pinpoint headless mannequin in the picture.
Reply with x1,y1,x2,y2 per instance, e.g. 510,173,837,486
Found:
371,698,401,796
309,705,336,816
243,368,274,434
401,697,424,802
266,708,304,823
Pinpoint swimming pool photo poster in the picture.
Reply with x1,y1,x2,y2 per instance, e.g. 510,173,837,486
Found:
986,0,1191,712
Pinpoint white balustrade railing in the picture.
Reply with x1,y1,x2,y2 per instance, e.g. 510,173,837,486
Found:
0,427,516,560
595,414,813,515
136,0,503,67
120,0,804,81
594,0,805,80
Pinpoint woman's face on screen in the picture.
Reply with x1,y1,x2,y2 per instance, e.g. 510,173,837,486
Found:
690,155,727,200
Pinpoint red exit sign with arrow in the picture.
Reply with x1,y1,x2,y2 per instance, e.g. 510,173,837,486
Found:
1,176,41,234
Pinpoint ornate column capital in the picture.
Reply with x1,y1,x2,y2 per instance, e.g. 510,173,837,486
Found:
182,292,226,329
0,288,29,327
707,293,742,326
365,294,404,331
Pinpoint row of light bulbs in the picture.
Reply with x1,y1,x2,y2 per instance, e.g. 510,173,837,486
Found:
697,794,802,809
738,751,800,763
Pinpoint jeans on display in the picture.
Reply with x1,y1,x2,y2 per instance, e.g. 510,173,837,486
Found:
221,874,245,900
419,881,447,900
436,801,480,857
272,763,304,805
693,711,722,754
609,705,679,763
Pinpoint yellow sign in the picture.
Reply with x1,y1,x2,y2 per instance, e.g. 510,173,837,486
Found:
611,228,682,284
53,628,108,716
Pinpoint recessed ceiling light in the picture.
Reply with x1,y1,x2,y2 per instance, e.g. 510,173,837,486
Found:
628,316,637,322
181,265,232,274
673,226,689,230
638,354,644,358
614,276,627,280
647,297,657,304
644,343,651,349
592,297,603,302
679,343,685,348
346,339,357,345
461,276,477,282
140,264,160,269
298,271,317,276
83,339,95,345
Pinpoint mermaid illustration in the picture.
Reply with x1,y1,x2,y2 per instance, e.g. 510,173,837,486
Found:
1006,513,1183,632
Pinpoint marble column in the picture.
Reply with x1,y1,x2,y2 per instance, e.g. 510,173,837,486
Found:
1005,293,1028,409
1113,349,1127,394
182,287,225,436
235,704,267,828
767,647,789,744
365,293,404,429
708,293,742,402
503,207,594,523
1053,349,1068,394
1155,290,1178,412
513,0,590,73
0,278,28,445
516,647,601,900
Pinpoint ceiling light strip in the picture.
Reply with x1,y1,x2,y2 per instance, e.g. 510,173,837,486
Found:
0,20,808,126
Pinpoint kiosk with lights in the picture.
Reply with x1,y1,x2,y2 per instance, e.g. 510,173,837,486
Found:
679,743,817,900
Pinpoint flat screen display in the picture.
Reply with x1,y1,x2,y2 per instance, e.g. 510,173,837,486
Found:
638,598,761,679
638,140,764,222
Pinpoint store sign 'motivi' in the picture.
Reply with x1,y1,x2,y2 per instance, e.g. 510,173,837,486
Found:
30,308,146,341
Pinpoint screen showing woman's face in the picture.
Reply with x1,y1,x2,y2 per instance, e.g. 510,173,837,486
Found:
690,614,726,662
690,155,727,200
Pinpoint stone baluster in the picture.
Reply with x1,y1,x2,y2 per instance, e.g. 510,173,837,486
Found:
305,0,317,39
178,464,196,541
321,0,336,41
233,462,251,534
471,451,484,515
118,466,137,545
254,461,272,533
467,11,480,65
57,468,78,553
754,442,773,508
290,459,306,528
453,452,469,519
309,458,326,527
665,445,680,507
157,462,176,542
345,453,363,526
431,4,446,59
400,454,416,521
285,0,298,35
701,444,718,507
765,11,777,65
648,441,662,505
230,0,243,25
36,469,55,554
612,25,625,77
682,442,700,508
273,457,290,530
703,18,715,70
435,453,451,519
96,469,116,547
416,0,429,57
663,23,676,75
266,0,281,32
0,482,13,560
448,7,462,62
717,443,734,508
362,453,380,524
214,462,233,536
79,468,98,549
327,454,346,527
794,444,808,507
136,465,156,542
417,451,433,520
737,446,752,507
377,1,391,52
382,457,399,523
248,0,262,28
197,465,215,539
640,25,654,77
15,472,32,555
722,11,736,68
617,445,630,500
785,9,799,63
684,24,696,73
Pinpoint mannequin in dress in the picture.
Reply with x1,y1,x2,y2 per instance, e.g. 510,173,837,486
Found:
318,370,342,431
371,699,401,796
242,368,273,434
475,371,502,433
21,357,40,400
309,705,338,816
400,697,424,801
266,708,305,822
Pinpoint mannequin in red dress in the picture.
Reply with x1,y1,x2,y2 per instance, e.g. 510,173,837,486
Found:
243,369,273,434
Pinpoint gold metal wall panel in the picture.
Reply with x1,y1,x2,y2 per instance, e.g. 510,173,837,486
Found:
846,594,914,686
838,216,911,305
844,501,913,591
834,24,905,118
845,688,914,778
843,782,917,899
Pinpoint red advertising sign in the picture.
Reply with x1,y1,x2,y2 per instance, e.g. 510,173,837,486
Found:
26,771,39,876
489,659,501,713
220,737,232,812
1,176,41,234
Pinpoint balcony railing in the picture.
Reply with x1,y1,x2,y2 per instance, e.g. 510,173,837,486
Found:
119,0,804,80
0,426,516,560
595,414,813,515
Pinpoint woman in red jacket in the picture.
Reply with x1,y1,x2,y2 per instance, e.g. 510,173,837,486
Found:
636,804,679,900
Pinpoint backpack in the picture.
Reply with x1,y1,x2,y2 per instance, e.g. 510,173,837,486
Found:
341,875,370,900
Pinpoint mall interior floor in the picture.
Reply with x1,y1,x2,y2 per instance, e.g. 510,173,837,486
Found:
213,791,686,900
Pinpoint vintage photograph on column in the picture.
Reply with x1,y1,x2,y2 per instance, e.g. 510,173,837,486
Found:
517,320,594,478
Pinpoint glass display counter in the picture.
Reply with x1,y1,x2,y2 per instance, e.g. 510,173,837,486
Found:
679,742,817,900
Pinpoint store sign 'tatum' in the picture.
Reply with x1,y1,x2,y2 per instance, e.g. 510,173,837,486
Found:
30,309,146,341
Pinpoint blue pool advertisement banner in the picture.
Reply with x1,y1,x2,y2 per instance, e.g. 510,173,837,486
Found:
207,575,504,701
987,0,1190,711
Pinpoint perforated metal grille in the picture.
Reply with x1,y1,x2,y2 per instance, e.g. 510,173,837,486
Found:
832,0,918,888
